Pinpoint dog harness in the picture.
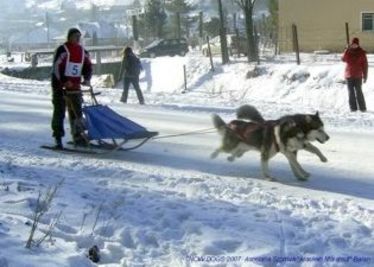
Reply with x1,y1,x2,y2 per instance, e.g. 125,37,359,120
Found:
228,120,280,152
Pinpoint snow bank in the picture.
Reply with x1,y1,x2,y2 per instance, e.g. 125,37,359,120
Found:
137,52,374,132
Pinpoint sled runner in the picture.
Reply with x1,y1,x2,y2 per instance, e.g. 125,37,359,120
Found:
40,144,97,154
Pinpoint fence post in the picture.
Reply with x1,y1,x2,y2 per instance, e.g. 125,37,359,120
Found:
254,24,260,64
292,23,300,65
183,65,187,93
207,36,215,72
96,51,102,75
345,22,350,46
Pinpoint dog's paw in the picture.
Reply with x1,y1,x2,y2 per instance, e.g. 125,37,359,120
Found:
227,156,235,162
263,173,276,181
297,173,309,181
210,151,218,159
320,156,328,163
265,176,277,182
291,168,310,181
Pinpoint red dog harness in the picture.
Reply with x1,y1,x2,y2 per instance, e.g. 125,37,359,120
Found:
228,120,280,152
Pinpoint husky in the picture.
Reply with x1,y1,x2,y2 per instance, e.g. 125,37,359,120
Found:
211,114,310,181
236,105,329,163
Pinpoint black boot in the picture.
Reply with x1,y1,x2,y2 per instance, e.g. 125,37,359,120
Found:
54,137,63,149
73,135,88,147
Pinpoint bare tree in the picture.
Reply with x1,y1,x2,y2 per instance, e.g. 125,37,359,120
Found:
144,0,167,39
234,0,258,62
218,0,229,64
165,0,195,39
268,0,279,54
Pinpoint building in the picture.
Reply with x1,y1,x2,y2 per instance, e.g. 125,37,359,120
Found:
279,0,374,52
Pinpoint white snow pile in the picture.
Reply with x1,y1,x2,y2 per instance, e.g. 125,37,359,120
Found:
0,52,373,267
137,53,374,132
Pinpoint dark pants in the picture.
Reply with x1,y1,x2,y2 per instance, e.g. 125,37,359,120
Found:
51,89,84,140
121,76,145,104
347,78,367,112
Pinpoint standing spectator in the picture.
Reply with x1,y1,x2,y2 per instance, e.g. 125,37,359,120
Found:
342,37,367,112
118,47,145,104
51,28,92,148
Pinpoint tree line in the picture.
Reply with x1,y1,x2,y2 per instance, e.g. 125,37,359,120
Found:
133,0,278,63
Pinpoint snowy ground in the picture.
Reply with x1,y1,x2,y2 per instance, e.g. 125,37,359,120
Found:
0,53,374,267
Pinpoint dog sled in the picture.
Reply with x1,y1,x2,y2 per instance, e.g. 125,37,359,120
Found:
43,86,158,153
81,86,158,151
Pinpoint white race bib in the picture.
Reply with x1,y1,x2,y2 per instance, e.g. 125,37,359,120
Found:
63,45,84,77
65,62,83,77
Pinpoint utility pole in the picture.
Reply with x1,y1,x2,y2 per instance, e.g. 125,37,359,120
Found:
218,0,229,64
199,11,204,50
45,12,50,47
185,17,190,38
132,15,139,41
199,11,203,38
91,3,98,21
176,12,181,39
233,13,240,57
233,12,237,34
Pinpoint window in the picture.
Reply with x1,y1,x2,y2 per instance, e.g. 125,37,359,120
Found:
362,13,374,31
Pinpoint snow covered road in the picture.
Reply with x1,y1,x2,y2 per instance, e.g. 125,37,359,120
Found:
1,90,373,266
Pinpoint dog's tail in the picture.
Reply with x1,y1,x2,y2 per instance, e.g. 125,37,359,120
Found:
236,105,265,123
212,114,227,135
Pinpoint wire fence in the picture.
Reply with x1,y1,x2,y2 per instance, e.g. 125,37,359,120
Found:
277,24,374,54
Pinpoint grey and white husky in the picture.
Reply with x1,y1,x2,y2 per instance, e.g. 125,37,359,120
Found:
237,105,329,163
211,105,329,181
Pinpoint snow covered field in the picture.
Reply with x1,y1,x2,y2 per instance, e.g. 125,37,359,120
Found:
0,53,373,266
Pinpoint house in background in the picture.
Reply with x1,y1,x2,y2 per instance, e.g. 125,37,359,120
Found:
279,0,374,53
9,27,61,50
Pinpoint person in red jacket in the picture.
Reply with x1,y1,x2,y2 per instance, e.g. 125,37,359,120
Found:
51,28,92,148
342,37,367,112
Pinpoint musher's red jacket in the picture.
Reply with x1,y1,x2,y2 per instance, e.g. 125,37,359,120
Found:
51,42,92,90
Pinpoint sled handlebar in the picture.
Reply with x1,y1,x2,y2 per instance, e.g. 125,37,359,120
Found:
64,89,100,96
64,85,100,105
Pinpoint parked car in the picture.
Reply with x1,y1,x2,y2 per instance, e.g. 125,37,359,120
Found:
139,38,189,58
202,34,247,57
